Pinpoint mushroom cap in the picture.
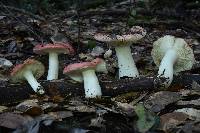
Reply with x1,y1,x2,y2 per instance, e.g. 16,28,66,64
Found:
63,59,104,82
94,26,146,46
33,43,74,55
151,35,195,74
11,59,45,83
63,62,96,74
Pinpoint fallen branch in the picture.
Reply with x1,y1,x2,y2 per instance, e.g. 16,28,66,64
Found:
0,73,200,105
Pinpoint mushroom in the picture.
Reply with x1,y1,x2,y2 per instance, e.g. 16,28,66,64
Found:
10,59,45,94
65,58,107,82
94,26,146,78
151,35,195,88
63,61,103,98
33,43,74,80
91,58,108,74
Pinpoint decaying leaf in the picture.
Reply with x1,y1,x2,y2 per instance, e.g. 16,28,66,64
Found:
192,81,200,90
64,98,96,112
41,102,58,111
144,91,181,112
177,98,200,106
90,116,105,127
16,99,43,116
14,114,56,133
48,111,73,120
115,102,135,116
175,108,200,120
158,112,191,132
64,104,96,113
180,121,200,133
0,113,28,129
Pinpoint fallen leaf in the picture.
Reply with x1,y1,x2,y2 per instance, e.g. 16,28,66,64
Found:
14,114,56,133
175,108,200,120
134,103,159,133
16,99,43,116
192,81,200,90
115,102,135,116
177,98,200,106
0,113,27,129
90,116,105,127
48,111,73,120
159,112,190,132
144,91,181,113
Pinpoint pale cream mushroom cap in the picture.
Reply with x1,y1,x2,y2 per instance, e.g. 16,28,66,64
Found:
151,35,195,74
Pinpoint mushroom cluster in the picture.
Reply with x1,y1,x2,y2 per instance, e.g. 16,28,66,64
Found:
9,26,195,97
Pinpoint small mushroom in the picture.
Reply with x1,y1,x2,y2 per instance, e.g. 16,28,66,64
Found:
94,26,146,78
10,59,45,94
63,61,103,98
65,58,107,83
33,43,74,80
91,58,108,74
151,35,195,88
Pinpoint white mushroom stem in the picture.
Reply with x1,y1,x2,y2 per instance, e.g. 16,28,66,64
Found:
23,70,42,92
157,49,178,88
82,69,102,98
115,45,139,78
47,52,59,80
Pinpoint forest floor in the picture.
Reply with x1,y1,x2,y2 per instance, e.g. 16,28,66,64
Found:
0,0,200,133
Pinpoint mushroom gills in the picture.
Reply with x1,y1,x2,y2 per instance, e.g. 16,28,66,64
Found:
115,45,139,78
82,69,102,98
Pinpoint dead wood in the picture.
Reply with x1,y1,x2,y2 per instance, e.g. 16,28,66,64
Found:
0,74,200,105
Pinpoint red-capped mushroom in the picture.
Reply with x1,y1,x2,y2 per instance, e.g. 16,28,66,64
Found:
11,59,45,94
63,61,102,98
33,43,74,80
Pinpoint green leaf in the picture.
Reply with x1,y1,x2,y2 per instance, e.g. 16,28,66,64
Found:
87,40,96,49
134,103,159,133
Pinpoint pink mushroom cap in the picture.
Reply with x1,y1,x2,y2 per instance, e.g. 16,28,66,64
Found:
11,59,45,83
63,62,97,74
33,43,75,55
